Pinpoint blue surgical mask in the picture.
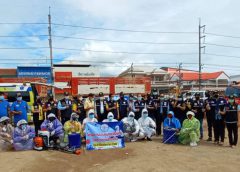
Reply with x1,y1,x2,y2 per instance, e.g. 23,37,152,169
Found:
138,97,142,101
108,116,114,121
21,124,27,131
17,97,22,101
143,113,148,118
89,114,95,119
0,96,4,100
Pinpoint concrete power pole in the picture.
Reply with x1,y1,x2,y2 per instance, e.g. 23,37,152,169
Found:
198,18,206,91
178,62,182,90
48,7,54,94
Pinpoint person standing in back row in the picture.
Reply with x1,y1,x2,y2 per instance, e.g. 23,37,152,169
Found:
106,94,118,120
225,95,240,148
58,92,72,125
173,95,186,125
192,93,205,139
117,92,129,120
32,96,45,135
95,92,107,122
11,93,29,126
44,94,58,117
0,92,10,119
205,91,216,141
84,93,95,118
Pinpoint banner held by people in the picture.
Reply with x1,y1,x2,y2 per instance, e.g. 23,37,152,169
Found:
85,122,125,150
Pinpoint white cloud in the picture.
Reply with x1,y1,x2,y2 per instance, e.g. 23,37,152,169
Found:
1,0,240,75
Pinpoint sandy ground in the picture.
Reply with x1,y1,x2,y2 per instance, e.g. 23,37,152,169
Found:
1,123,240,172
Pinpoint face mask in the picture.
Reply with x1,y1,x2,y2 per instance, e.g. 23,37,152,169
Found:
72,117,77,121
49,117,55,122
0,96,4,100
21,124,27,131
229,99,234,104
138,97,142,101
143,113,148,118
187,96,191,99
160,97,164,101
89,114,95,119
178,98,182,101
108,116,114,121
79,97,83,101
17,97,22,101
100,97,104,101
129,98,133,101
65,96,69,100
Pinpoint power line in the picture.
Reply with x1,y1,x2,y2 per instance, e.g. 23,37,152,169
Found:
0,34,199,45
52,35,198,45
205,43,240,49
205,32,240,39
51,23,198,34
204,53,240,59
0,47,49,50
0,22,48,25
0,35,48,38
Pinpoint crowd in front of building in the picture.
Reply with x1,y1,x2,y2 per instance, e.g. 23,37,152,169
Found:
0,90,239,151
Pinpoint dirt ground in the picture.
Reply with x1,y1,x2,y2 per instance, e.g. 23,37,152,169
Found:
1,124,240,172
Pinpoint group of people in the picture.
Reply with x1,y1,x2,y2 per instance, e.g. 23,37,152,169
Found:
0,90,239,151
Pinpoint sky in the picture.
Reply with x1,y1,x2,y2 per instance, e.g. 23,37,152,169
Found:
0,0,240,76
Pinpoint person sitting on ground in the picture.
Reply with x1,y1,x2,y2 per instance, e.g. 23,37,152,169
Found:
178,111,200,147
122,111,141,142
163,111,181,131
102,112,118,122
82,109,98,133
138,109,156,141
0,116,14,151
63,112,83,146
13,119,35,151
41,113,64,147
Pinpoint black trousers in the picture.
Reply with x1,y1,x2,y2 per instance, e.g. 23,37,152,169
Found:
226,123,238,146
206,114,215,138
155,113,162,135
214,120,225,142
33,120,43,136
61,116,70,125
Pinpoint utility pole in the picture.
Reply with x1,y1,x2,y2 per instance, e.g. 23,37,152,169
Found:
130,63,134,84
48,7,54,94
198,18,206,91
178,62,182,90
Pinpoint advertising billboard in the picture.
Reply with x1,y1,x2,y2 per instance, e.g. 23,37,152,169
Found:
17,66,52,83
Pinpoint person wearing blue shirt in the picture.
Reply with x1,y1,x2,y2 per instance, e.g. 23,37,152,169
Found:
10,93,29,125
0,92,10,118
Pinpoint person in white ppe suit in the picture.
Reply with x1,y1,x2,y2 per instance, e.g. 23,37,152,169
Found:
102,112,118,122
138,109,156,141
82,109,98,135
0,116,14,150
13,119,35,151
122,111,141,142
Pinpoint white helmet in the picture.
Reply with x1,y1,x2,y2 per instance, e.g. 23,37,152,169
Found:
186,111,195,117
47,113,56,118
17,119,28,127
107,112,114,119
0,116,10,123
